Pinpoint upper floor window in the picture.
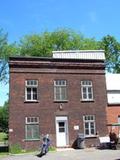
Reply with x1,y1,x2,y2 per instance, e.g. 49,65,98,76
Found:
25,117,39,140
83,115,96,137
81,80,93,101
54,80,67,101
25,80,38,101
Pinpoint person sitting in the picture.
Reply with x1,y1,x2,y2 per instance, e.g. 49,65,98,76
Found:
40,134,50,155
109,130,118,149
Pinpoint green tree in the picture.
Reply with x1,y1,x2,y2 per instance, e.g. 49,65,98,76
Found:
0,101,8,132
19,29,99,57
0,29,18,82
100,35,120,73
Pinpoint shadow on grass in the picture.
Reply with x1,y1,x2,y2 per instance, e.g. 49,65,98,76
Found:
36,152,46,158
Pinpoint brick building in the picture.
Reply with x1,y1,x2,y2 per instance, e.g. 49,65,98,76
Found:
9,50,108,150
106,74,120,136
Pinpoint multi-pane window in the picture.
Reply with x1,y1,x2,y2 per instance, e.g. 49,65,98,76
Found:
25,80,38,101
83,115,96,137
81,80,93,101
54,80,67,101
25,117,39,140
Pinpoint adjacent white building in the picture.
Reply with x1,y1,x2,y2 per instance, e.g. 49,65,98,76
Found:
106,74,120,104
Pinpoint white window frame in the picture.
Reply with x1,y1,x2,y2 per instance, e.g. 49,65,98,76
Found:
25,117,40,140
25,80,38,101
81,80,93,101
83,115,96,137
54,80,67,101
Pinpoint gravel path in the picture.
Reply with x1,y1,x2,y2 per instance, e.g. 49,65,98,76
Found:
1,148,120,160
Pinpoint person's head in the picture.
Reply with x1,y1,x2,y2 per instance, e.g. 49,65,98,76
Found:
46,134,49,138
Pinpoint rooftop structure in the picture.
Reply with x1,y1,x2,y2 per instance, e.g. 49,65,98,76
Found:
52,50,105,60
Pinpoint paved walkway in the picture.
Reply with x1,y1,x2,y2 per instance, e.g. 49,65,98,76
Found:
1,148,120,160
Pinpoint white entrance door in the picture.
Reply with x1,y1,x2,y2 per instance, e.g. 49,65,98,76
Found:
56,116,68,147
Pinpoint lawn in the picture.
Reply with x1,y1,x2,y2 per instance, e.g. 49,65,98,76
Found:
0,132,7,142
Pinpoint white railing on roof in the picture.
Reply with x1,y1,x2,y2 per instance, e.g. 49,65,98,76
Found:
52,50,105,60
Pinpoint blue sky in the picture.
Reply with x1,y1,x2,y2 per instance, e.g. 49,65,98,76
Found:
0,0,120,105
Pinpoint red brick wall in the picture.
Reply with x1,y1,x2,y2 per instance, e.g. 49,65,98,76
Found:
106,105,120,134
9,58,108,150
107,106,120,123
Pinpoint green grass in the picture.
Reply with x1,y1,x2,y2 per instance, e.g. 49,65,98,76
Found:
0,152,9,157
49,146,56,152
0,132,7,142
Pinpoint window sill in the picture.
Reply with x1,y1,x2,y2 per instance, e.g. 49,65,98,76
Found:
81,99,94,103
24,100,39,103
85,135,98,139
24,139,40,141
54,100,68,103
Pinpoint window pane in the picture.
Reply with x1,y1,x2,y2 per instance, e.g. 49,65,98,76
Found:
82,87,87,99
55,86,60,100
85,129,89,135
91,129,95,134
61,87,67,100
88,87,92,93
26,125,32,139
90,122,94,128
59,128,65,132
59,122,65,132
83,93,87,99
83,87,86,93
88,87,93,99
27,88,31,100
85,122,89,128
33,88,37,100
27,80,38,86
59,122,64,127
26,124,39,139
32,125,39,139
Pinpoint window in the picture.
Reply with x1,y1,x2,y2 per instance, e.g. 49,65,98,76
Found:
54,80,67,101
81,80,93,101
118,116,120,123
25,117,40,140
58,122,65,132
83,115,96,137
25,80,38,101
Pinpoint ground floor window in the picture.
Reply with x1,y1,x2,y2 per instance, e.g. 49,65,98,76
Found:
25,117,40,140
83,115,96,137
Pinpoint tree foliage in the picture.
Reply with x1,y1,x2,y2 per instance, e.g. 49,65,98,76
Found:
100,35,120,73
19,29,99,57
0,28,120,83
0,101,8,132
0,29,18,83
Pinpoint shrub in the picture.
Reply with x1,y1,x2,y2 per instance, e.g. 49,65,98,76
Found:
10,144,22,154
0,132,7,142
49,146,56,152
